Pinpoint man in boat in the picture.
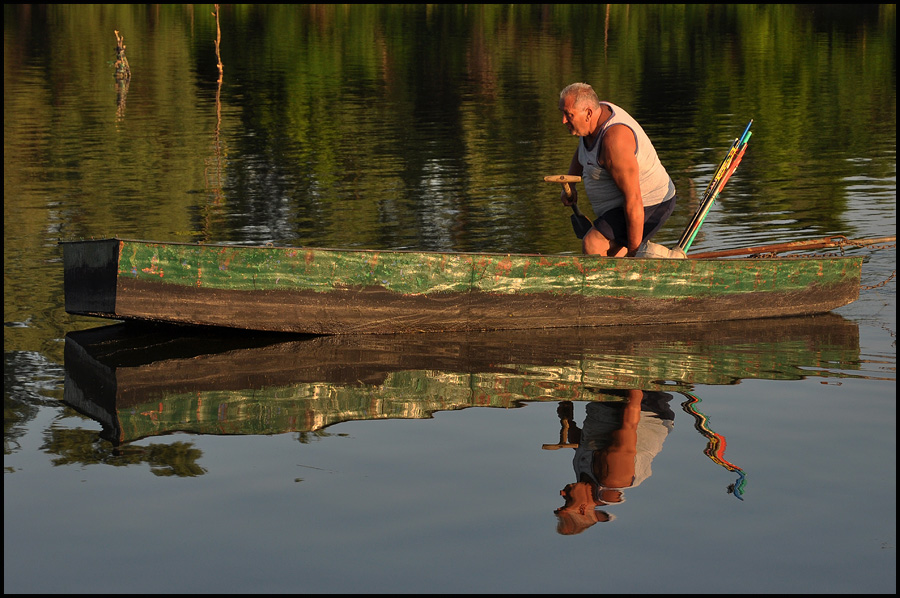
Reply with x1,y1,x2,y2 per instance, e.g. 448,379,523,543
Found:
558,82,677,256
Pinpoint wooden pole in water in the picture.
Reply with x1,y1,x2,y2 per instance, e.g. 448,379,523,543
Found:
113,30,131,81
213,5,223,83
113,30,131,121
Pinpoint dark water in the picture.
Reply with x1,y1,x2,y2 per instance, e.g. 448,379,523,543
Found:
4,5,896,593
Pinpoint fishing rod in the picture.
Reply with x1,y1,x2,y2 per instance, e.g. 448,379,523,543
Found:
678,132,744,249
677,120,753,253
681,133,752,252
678,121,752,251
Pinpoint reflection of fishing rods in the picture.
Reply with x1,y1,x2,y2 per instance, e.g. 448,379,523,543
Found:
681,392,747,500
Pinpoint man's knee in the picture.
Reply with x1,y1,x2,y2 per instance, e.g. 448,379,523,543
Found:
583,229,619,256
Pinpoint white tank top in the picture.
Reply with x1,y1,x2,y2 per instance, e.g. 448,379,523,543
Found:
578,102,675,217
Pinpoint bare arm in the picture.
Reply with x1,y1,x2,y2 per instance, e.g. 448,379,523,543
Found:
598,389,642,488
601,125,644,255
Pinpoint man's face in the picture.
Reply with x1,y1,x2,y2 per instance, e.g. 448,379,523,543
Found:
560,96,589,136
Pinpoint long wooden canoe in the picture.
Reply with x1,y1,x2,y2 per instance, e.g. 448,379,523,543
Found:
63,315,861,445
61,237,864,334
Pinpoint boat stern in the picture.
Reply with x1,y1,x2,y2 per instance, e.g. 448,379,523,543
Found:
62,239,121,317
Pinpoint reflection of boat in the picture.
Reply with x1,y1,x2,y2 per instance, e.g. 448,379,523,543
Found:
61,238,863,334
62,314,860,445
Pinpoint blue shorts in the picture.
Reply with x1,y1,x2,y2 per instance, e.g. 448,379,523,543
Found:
593,195,677,245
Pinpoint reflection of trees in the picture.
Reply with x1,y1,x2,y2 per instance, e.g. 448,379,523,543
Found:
3,5,895,266
5,351,63,457
42,429,206,477
97,3,884,250
4,394,35,459
296,430,343,444
38,422,339,474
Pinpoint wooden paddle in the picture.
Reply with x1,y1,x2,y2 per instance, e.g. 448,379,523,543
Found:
544,175,593,239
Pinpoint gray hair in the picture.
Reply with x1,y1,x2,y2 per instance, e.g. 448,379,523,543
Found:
560,82,600,109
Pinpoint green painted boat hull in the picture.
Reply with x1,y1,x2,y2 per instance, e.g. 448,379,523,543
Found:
62,238,862,334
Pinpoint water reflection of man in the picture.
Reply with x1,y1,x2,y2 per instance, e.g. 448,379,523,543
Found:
554,389,675,535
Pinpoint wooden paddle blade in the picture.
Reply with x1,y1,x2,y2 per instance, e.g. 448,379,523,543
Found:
571,204,593,239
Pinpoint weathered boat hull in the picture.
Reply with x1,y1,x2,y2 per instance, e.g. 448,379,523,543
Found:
62,238,862,334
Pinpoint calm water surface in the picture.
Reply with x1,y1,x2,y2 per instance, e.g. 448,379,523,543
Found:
4,5,896,593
